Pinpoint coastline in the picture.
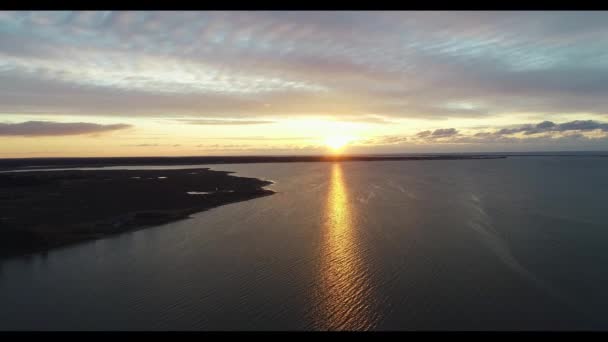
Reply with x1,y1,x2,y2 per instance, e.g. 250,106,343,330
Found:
0,168,274,259
0,154,507,172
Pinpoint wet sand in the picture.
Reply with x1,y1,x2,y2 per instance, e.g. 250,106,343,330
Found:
0,168,273,259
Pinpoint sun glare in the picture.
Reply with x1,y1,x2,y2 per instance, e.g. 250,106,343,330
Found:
325,136,352,152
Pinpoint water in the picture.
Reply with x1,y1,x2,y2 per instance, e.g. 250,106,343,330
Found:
1,157,608,330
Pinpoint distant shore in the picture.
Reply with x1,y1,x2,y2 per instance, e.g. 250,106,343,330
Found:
0,154,508,171
0,168,274,259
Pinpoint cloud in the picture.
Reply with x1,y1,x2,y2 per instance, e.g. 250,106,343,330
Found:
494,120,608,136
1,11,608,122
448,119,608,143
338,115,396,124
557,120,608,132
0,121,131,136
416,130,431,138
121,143,182,147
412,128,459,141
178,119,276,125
196,136,312,141
536,121,556,129
359,119,608,150
358,135,408,146
431,128,459,137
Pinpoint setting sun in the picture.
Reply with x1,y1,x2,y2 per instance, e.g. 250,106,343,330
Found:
325,136,353,152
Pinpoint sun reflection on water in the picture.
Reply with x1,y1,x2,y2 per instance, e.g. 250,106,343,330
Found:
313,163,378,331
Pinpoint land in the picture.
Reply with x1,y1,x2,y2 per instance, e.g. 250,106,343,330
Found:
0,154,508,171
0,168,274,259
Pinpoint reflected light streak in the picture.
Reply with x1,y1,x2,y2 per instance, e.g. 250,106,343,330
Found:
313,163,378,331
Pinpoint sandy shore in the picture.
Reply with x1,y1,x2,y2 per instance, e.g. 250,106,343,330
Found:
0,168,274,259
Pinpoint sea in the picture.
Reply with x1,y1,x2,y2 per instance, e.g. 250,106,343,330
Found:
1,155,608,330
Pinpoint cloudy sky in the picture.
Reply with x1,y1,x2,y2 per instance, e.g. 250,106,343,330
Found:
1,11,608,157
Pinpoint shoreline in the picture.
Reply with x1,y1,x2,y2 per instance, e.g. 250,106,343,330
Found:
0,168,274,260
0,154,507,172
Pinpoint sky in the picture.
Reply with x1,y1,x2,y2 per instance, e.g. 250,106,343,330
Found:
1,11,608,157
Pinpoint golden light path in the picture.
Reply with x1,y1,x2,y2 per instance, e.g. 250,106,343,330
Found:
313,163,379,330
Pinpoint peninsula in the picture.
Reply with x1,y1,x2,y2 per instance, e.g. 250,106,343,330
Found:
0,168,273,259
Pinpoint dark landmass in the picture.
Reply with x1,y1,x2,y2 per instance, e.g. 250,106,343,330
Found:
0,154,507,171
0,168,274,259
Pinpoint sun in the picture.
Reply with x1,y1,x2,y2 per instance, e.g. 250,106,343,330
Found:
325,136,352,152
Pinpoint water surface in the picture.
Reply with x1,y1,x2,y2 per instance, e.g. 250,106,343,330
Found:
1,157,608,330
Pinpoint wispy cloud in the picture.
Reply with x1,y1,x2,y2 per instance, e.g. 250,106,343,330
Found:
177,119,276,125
0,121,131,137
2,11,608,122
120,143,181,147
196,136,312,141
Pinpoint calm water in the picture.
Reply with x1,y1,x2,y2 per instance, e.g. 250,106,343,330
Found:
1,157,608,330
